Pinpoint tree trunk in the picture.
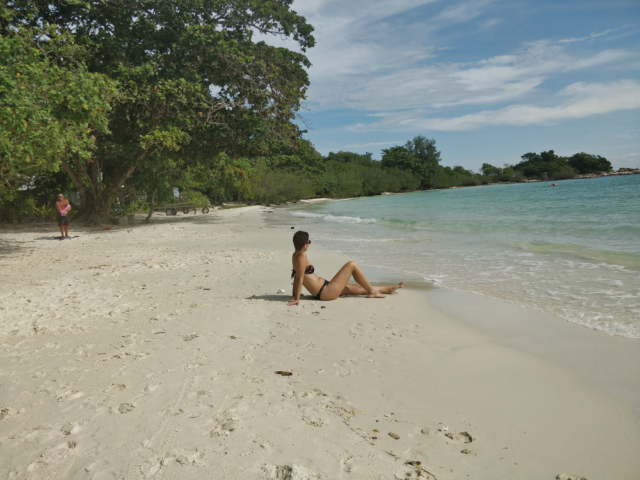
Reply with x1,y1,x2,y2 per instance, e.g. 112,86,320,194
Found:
61,159,137,226
143,190,156,223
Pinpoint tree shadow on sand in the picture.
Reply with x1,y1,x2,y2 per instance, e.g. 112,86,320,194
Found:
247,294,292,302
0,237,28,258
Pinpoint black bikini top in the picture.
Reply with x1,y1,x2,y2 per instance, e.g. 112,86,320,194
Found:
291,265,315,278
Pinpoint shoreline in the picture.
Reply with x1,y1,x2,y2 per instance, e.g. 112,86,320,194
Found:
289,167,640,204
2,170,637,226
1,208,638,479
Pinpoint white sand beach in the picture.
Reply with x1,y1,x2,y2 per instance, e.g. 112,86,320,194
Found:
1,208,638,480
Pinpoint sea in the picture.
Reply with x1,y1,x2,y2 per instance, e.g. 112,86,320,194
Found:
265,174,640,339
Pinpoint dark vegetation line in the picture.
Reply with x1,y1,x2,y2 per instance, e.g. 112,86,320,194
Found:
0,2,626,223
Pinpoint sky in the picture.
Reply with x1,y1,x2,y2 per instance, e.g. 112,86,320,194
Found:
262,0,640,170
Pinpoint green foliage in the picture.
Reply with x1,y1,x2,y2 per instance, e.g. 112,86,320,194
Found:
30,169,75,206
325,151,376,167
0,190,57,221
244,146,422,204
514,151,576,180
121,200,147,215
381,136,440,188
405,136,441,167
250,159,317,205
5,0,315,222
264,138,326,180
568,152,612,174
431,165,477,188
322,166,364,198
360,167,420,195
177,190,210,206
195,153,253,203
319,153,420,198
0,12,117,205
481,163,502,176
496,166,524,183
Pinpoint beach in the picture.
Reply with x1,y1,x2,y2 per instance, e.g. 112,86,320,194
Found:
1,207,638,480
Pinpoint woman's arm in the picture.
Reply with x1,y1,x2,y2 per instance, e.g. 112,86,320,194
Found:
287,255,306,306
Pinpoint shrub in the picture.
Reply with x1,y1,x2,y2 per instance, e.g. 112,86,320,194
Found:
251,162,317,204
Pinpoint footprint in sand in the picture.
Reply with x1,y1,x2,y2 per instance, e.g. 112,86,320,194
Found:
207,416,237,437
61,422,81,436
260,464,310,480
117,403,135,414
105,384,126,392
181,332,200,341
444,431,474,443
0,407,23,421
349,324,362,338
395,465,430,479
302,416,324,427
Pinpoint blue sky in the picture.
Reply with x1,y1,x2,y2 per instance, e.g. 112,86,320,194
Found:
266,0,640,170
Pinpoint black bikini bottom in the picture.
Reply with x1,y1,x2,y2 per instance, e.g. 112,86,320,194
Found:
315,280,329,300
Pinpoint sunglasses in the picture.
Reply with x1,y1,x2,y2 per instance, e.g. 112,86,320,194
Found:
307,240,312,245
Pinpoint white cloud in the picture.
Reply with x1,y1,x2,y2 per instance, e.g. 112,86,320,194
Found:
271,2,635,115
482,18,503,29
343,141,403,148
311,40,631,112
289,0,440,81
348,80,640,131
558,29,612,44
258,1,638,139
436,0,495,22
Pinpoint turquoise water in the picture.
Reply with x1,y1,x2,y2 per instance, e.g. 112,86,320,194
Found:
266,175,640,338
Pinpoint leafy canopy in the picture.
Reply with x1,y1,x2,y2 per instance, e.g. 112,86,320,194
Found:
5,0,315,221
0,6,117,203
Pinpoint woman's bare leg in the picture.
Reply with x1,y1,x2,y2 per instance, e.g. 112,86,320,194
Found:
321,261,385,300
341,282,405,296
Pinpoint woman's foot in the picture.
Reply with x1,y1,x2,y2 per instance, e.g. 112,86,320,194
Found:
387,282,405,294
367,291,386,298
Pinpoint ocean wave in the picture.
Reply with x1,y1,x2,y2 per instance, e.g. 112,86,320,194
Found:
313,236,399,243
290,211,378,224
290,211,429,230
510,241,640,269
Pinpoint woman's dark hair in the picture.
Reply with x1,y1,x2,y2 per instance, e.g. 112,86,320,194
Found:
293,231,309,251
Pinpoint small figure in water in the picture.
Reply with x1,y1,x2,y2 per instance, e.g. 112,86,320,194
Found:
288,230,404,306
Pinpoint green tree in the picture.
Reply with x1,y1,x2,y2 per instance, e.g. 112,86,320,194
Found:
405,136,441,166
250,159,316,204
382,137,441,188
0,8,117,206
481,163,502,176
325,151,376,167
265,138,325,181
381,146,428,188
405,135,440,187
8,0,315,223
514,150,576,180
568,152,612,174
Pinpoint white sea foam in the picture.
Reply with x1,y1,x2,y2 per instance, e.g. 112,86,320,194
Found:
291,211,378,224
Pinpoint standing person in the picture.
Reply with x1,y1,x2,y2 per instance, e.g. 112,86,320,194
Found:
55,193,71,238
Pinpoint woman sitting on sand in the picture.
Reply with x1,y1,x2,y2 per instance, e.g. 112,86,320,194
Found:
287,231,404,306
